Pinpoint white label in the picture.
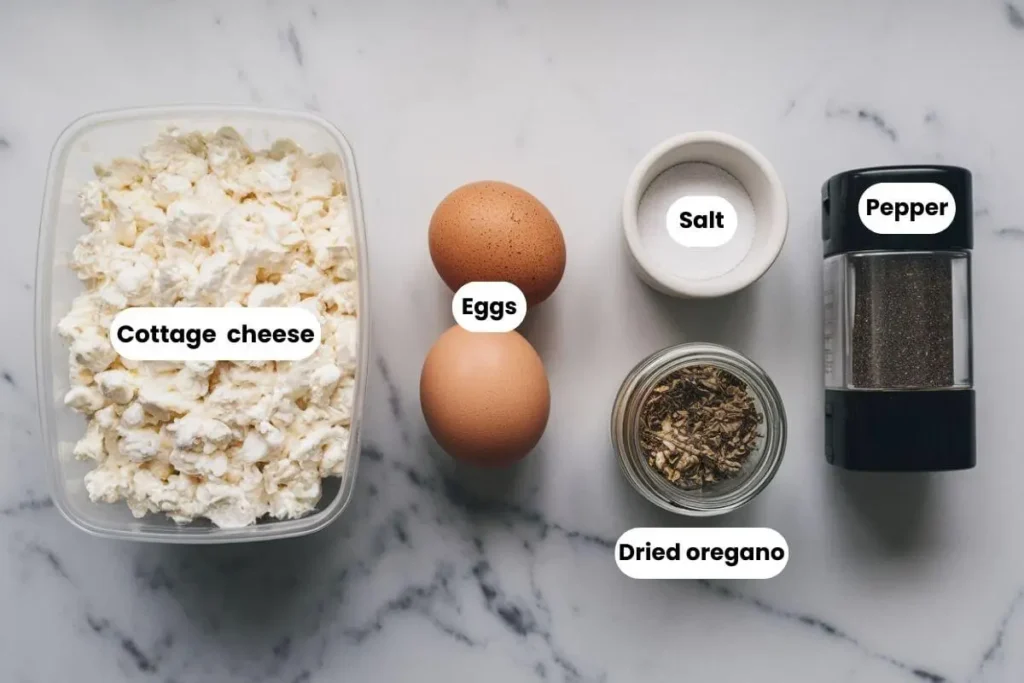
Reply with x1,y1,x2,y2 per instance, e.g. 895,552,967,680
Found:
615,527,789,580
110,307,321,361
665,195,738,248
452,282,527,332
858,182,956,234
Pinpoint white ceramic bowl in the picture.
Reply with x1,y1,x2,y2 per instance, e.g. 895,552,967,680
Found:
622,131,788,298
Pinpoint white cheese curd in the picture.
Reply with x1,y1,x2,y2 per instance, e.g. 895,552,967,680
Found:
59,126,359,529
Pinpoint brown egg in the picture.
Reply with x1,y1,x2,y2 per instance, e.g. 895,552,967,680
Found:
429,181,566,306
420,326,550,466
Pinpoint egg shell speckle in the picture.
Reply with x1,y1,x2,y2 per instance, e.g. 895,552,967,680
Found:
420,326,550,466
428,181,566,306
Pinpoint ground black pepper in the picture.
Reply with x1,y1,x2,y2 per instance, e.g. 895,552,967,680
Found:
851,253,953,388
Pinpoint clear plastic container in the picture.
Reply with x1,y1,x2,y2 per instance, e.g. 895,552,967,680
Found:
34,106,370,543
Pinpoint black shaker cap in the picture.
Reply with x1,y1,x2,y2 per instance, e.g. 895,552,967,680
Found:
822,165,972,257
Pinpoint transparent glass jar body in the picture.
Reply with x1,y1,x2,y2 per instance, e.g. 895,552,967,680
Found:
824,250,972,390
611,343,787,516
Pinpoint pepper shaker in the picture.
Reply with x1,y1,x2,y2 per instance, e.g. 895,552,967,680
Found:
822,165,974,471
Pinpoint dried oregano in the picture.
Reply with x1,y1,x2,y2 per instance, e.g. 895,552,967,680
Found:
639,364,763,490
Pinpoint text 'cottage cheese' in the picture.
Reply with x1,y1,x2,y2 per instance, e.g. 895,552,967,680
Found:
58,127,359,529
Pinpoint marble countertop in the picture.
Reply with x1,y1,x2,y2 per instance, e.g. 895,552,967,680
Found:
4,1,1024,681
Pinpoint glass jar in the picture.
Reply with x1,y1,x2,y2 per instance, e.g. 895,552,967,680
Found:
824,250,971,390
611,342,787,516
822,166,975,471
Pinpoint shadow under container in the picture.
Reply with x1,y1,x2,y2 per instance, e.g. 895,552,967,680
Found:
611,342,787,516
35,106,370,543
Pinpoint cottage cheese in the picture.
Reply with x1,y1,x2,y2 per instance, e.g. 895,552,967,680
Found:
58,127,359,529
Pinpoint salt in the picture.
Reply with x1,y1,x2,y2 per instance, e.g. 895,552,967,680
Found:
636,163,756,281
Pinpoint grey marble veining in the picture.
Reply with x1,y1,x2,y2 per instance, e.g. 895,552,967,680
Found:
4,0,1024,681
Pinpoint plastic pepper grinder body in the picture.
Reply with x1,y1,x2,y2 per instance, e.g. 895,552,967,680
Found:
822,165,975,471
